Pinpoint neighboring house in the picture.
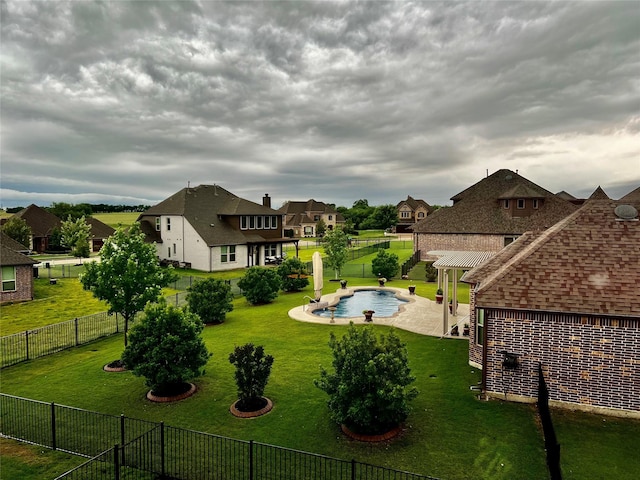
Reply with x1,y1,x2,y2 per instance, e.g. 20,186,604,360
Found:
10,205,114,254
0,232,38,304
555,190,585,206
13,204,61,253
394,196,432,234
278,199,345,237
410,169,579,259
86,217,115,252
461,188,640,417
137,185,297,271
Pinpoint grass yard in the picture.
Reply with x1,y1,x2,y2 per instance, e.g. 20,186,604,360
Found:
0,287,548,480
92,212,139,228
2,254,638,479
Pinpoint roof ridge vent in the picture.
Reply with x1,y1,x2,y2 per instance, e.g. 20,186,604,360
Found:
614,204,638,221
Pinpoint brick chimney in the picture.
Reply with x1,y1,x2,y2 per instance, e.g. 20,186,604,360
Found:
263,193,271,208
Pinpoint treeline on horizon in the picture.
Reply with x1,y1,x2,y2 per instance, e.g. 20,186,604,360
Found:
5,202,150,216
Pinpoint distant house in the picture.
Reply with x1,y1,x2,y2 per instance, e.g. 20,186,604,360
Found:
137,185,297,271
9,205,114,254
278,199,345,237
394,196,432,234
411,169,579,259
13,204,61,253
0,232,37,304
86,217,115,252
461,188,640,417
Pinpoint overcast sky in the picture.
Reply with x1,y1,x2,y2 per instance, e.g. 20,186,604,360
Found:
1,0,638,210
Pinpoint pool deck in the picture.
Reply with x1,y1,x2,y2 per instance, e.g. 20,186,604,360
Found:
288,286,470,339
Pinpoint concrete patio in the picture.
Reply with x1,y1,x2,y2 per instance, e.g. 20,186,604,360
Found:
288,285,470,339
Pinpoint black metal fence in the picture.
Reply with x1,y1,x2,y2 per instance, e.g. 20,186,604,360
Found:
0,394,438,480
0,277,246,369
306,241,392,279
401,250,421,277
537,364,562,480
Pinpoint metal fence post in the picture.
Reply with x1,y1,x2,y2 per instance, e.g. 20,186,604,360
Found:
25,330,29,361
249,440,254,480
120,414,125,466
160,421,165,477
114,444,120,480
351,459,356,480
51,402,56,450
74,318,79,346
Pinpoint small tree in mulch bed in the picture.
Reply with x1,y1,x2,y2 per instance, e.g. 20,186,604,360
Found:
122,301,211,397
315,323,418,436
229,343,274,412
186,278,234,324
237,267,281,305
277,257,310,292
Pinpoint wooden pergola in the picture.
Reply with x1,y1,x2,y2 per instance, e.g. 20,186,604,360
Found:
430,251,496,335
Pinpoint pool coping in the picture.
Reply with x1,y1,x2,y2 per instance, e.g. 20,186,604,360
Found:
288,286,469,338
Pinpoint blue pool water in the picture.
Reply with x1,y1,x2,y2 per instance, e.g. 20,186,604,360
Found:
313,290,408,318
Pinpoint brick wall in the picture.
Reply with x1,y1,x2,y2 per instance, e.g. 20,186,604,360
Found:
416,233,504,259
480,310,640,415
0,265,34,304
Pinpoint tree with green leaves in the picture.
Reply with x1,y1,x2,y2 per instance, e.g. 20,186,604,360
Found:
61,215,91,258
122,301,211,396
322,227,349,279
47,202,92,221
80,224,178,349
1,216,31,249
277,257,310,292
371,248,399,280
366,204,399,230
315,323,418,435
315,218,327,238
229,343,274,411
186,278,234,324
237,266,281,305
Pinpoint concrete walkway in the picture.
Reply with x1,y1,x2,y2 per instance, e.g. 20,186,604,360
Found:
288,286,470,339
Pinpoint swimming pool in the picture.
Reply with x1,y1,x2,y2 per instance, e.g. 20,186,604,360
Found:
313,289,408,318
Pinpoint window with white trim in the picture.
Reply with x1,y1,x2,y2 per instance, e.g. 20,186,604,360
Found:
517,199,525,209
221,245,236,263
241,216,248,229
1,266,16,292
533,199,539,209
401,211,411,218
155,217,161,231
166,218,171,231
476,309,485,345
503,200,510,209
265,244,277,257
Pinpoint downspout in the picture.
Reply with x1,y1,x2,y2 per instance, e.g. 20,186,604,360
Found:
481,312,488,395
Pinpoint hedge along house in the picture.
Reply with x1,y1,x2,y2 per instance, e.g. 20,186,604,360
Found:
461,188,640,417
410,169,579,260
137,185,298,272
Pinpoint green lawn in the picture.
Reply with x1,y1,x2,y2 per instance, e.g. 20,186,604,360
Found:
0,289,548,479
2,255,638,479
92,212,139,228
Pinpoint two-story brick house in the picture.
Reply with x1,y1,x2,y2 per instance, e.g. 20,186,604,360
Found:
394,196,432,234
411,169,578,259
278,199,345,237
137,185,297,271
462,188,640,417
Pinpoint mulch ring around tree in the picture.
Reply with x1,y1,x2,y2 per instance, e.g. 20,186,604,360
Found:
230,397,273,418
147,383,197,403
103,359,127,372
340,423,403,442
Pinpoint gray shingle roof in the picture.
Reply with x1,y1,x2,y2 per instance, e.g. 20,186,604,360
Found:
463,193,640,317
139,185,283,246
14,204,61,236
0,232,37,266
411,169,578,235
